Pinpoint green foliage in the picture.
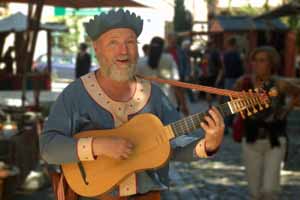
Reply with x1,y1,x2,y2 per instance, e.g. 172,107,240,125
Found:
173,0,192,32
52,15,84,53
229,4,265,16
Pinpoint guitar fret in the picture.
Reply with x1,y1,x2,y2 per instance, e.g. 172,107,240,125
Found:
185,117,194,132
183,118,190,133
191,115,199,129
180,120,187,134
189,116,197,130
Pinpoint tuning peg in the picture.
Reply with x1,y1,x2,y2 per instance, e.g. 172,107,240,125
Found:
264,103,270,108
240,111,245,119
248,89,258,113
268,87,278,97
254,88,263,111
242,91,252,116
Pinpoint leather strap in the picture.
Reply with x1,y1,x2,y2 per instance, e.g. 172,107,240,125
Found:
138,75,242,98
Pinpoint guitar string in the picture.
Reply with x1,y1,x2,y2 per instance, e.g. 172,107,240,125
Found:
171,102,256,136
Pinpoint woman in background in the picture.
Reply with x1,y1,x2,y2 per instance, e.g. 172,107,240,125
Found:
234,46,300,200
137,37,189,116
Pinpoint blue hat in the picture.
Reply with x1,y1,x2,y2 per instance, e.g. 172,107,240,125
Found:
84,9,143,41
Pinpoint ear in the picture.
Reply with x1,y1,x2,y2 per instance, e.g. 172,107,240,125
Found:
93,42,97,52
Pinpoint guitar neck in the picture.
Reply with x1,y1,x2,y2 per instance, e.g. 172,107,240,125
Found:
169,102,234,137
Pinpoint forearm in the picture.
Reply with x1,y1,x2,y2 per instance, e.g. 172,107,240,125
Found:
171,139,216,162
39,132,79,165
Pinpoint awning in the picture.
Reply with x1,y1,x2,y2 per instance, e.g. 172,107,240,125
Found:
210,15,288,32
0,12,67,33
1,0,148,9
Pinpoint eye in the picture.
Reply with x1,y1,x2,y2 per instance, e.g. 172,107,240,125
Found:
108,40,119,47
127,40,137,45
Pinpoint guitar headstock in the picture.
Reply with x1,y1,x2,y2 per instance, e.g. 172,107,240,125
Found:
228,87,278,119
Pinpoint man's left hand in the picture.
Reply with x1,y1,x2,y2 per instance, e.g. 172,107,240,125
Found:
200,106,225,152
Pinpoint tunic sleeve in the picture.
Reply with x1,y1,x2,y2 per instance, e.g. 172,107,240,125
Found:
39,91,79,164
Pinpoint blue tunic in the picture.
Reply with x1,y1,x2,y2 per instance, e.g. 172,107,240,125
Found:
40,73,201,199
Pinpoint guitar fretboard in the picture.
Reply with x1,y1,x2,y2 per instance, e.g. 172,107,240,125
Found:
170,102,232,137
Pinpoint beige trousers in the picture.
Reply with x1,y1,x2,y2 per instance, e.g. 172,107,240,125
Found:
242,137,286,200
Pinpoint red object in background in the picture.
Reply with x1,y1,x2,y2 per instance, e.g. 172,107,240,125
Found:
201,59,208,77
0,74,51,90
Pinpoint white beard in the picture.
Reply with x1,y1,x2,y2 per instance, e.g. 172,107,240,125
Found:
101,63,136,82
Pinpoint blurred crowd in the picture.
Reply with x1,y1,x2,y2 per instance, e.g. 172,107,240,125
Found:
136,34,246,116
136,33,300,200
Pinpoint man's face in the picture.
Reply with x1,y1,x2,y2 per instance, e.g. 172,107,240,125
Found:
93,28,139,82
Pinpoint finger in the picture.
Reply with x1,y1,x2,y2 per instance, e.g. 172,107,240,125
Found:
212,106,223,121
123,148,133,155
120,152,130,160
114,154,124,160
200,122,209,133
126,142,134,149
204,115,216,128
209,107,223,127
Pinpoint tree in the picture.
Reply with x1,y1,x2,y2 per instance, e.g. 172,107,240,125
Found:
263,0,270,11
173,0,192,32
53,15,83,53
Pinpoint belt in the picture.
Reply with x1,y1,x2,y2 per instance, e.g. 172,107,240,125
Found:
98,191,161,200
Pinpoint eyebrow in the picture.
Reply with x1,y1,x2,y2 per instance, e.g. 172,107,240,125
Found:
108,34,136,40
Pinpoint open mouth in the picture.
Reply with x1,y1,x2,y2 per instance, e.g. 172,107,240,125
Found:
116,58,129,63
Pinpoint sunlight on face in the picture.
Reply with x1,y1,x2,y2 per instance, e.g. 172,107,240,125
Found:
93,28,139,82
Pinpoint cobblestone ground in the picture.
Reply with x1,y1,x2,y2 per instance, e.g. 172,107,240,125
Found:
14,99,300,200
161,135,300,200
160,99,300,200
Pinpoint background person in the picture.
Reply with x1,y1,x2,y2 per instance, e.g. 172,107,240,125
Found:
75,42,91,78
234,46,300,200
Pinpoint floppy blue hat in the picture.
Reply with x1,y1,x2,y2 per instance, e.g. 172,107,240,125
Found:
84,9,143,41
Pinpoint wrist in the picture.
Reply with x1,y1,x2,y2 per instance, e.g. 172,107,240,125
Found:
204,140,219,156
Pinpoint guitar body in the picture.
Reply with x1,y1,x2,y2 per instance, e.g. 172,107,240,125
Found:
61,113,173,197
60,87,271,197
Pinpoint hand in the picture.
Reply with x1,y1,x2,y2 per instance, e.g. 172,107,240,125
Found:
201,107,225,152
92,136,134,160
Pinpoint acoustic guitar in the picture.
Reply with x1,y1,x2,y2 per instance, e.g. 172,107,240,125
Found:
61,88,276,197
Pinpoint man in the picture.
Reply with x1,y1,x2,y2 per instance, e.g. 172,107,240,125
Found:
222,36,244,133
40,9,224,200
223,36,244,91
75,42,92,78
165,33,190,115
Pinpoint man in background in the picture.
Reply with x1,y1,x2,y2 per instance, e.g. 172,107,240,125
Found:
75,42,91,78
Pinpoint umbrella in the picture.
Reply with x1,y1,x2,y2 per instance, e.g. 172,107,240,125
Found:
1,0,148,8
254,2,300,20
0,12,67,33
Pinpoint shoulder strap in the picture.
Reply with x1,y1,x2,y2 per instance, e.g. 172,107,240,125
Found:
138,75,240,97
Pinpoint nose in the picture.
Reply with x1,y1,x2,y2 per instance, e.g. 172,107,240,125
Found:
119,42,129,55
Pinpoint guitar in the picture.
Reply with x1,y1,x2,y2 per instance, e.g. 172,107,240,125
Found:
61,88,276,197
